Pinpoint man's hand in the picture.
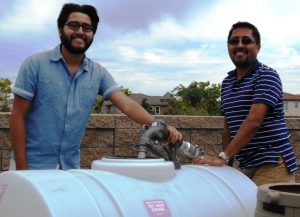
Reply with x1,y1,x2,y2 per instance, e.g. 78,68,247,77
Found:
166,126,182,144
192,155,226,167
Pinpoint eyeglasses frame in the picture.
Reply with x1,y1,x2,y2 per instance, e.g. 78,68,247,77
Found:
64,21,93,33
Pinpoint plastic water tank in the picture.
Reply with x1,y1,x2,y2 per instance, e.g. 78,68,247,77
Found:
0,158,257,217
255,183,300,217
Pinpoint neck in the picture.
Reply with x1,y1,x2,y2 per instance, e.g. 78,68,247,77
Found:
61,46,84,75
61,46,84,64
235,60,257,80
236,67,250,80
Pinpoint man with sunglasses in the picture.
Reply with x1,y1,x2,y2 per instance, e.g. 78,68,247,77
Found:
193,21,298,185
9,3,182,170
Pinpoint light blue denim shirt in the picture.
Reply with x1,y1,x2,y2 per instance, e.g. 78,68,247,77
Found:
12,45,121,170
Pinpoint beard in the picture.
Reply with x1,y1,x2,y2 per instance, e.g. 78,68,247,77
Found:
232,58,250,68
230,48,253,68
60,32,93,54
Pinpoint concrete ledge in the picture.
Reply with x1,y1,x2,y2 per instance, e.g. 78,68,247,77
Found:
1,113,299,182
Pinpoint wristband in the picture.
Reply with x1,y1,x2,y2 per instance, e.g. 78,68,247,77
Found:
218,151,230,163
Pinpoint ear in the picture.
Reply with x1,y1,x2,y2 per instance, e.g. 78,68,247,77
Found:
256,43,261,52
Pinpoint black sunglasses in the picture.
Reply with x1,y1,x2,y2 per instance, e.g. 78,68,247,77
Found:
65,21,93,33
228,37,256,45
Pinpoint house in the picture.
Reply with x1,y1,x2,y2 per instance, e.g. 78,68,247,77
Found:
129,93,171,115
283,92,300,116
100,92,173,115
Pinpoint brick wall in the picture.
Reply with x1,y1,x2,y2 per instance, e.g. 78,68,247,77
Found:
1,113,299,181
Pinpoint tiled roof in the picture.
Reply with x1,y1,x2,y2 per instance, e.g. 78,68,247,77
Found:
283,92,300,101
102,92,172,106
129,93,171,105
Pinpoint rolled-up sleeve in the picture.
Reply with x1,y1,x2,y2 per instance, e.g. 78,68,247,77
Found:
13,56,38,100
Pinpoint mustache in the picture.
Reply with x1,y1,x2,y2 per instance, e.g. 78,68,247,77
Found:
234,47,246,52
71,34,87,41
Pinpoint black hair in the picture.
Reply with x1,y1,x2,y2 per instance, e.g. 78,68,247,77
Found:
227,21,260,44
57,3,100,34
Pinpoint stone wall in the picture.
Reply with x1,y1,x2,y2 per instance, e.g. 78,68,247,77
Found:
1,113,299,182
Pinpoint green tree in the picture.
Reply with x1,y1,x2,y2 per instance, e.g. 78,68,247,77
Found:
141,98,153,114
92,95,104,114
0,78,12,112
122,87,132,96
165,81,221,116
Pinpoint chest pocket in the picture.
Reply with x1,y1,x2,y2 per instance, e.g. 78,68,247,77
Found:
79,85,98,110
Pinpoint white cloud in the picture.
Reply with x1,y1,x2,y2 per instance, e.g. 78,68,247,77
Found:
148,16,187,40
118,46,140,60
1,0,300,95
0,0,65,34
92,0,300,94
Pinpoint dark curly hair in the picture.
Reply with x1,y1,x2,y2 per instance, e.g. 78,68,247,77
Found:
57,3,100,34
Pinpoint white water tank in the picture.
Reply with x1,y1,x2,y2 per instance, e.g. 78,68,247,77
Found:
0,158,257,217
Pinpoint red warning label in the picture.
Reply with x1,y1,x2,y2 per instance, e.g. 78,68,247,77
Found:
144,199,171,217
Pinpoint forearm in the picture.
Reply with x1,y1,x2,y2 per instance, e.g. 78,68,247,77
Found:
9,95,32,169
222,120,231,150
10,116,28,170
109,91,181,143
194,118,259,167
224,118,260,158
110,91,154,126
223,103,268,158
123,100,154,126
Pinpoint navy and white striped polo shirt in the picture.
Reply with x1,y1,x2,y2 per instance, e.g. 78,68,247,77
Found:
221,60,298,172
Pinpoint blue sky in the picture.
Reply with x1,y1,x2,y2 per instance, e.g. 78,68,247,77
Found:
1,0,300,95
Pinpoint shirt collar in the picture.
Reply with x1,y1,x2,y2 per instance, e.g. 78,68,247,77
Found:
227,59,260,79
50,44,89,72
49,44,63,62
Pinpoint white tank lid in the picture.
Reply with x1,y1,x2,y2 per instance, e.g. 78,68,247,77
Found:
92,157,176,182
